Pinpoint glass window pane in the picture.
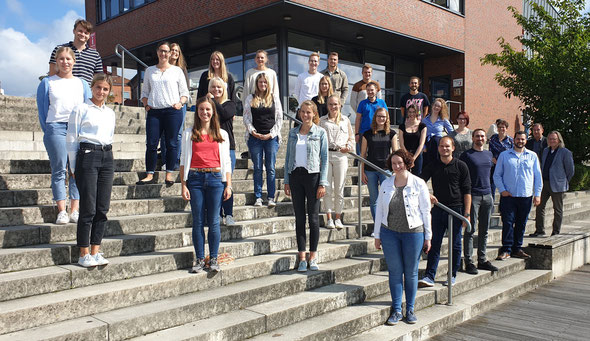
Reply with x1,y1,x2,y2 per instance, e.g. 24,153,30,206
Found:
365,50,391,71
227,61,243,83
244,51,279,74
100,0,107,21
288,75,299,114
288,53,309,76
246,35,277,54
395,75,411,92
110,0,119,17
327,43,363,64
288,32,325,55
123,0,130,11
395,58,421,76
134,0,145,6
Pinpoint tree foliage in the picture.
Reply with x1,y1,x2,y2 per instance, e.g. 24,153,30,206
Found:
481,0,590,163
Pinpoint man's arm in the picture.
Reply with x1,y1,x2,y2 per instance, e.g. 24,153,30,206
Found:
340,71,349,103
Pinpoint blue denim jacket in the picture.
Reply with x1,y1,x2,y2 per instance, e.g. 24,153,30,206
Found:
284,124,329,186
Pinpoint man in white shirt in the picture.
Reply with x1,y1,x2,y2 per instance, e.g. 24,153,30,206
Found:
293,52,323,107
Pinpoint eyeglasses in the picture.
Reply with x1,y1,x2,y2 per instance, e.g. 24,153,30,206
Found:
376,116,388,119
158,49,171,54
457,118,467,121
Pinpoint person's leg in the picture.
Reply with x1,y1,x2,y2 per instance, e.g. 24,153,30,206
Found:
324,158,335,219
411,152,423,176
221,150,236,217
333,155,348,215
500,196,516,254
424,206,446,280
450,206,463,277
365,170,380,221
535,184,551,234
74,148,98,252
205,172,225,259
477,194,494,263
43,122,68,205
464,196,479,264
89,150,114,250
175,104,187,169
305,172,321,253
512,196,532,254
187,172,206,259
144,110,163,177
550,190,565,235
247,136,263,199
380,228,403,313
263,137,279,200
159,131,167,169
290,170,307,254
402,231,424,313
162,108,183,177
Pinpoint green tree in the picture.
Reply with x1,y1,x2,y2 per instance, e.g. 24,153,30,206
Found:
481,0,590,163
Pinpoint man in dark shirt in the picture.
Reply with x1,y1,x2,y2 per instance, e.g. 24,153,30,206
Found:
418,136,471,287
525,123,547,161
460,129,499,274
400,76,430,119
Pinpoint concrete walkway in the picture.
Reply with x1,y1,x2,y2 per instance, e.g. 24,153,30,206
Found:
429,264,590,341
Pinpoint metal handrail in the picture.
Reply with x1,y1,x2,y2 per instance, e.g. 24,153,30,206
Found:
114,44,148,105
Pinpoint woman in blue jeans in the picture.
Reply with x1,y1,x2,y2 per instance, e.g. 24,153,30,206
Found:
180,97,232,273
243,73,283,207
374,149,432,325
37,46,90,224
138,41,189,186
361,107,398,220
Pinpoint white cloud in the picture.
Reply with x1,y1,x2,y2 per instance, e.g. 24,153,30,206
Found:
6,0,24,15
0,10,80,97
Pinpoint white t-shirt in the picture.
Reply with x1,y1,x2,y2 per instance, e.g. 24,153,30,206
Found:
46,75,85,123
294,71,323,106
294,133,308,169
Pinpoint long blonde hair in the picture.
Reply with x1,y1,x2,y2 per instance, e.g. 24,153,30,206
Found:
326,95,342,125
208,51,228,83
371,107,390,135
431,98,449,120
251,72,273,108
316,75,334,104
192,97,224,143
169,43,187,70
208,77,228,104
300,100,320,125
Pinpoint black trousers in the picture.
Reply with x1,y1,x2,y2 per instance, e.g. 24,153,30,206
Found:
75,145,114,247
289,168,320,252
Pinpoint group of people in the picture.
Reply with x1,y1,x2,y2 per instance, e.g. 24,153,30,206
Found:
36,21,576,328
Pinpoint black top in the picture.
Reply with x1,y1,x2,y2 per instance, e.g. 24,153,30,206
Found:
197,72,236,102
400,92,430,116
251,101,276,135
421,157,471,207
362,129,396,172
213,100,236,150
525,137,547,160
542,147,558,181
460,149,493,196
399,122,426,153
311,96,329,118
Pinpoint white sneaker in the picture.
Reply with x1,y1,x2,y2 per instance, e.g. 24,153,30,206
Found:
326,219,335,229
225,215,235,225
56,210,69,225
70,210,79,223
78,254,98,267
268,199,276,208
93,253,109,266
334,219,344,229
254,198,263,207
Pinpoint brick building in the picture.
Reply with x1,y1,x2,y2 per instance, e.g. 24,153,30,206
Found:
88,0,529,131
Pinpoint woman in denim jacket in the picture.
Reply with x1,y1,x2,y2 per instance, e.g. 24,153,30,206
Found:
284,100,328,272
374,149,432,325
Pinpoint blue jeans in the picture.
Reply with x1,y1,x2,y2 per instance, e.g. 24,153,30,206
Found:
159,104,186,170
424,205,463,280
186,171,224,259
411,152,423,176
247,135,279,199
365,170,388,221
380,228,424,313
145,107,183,173
220,150,236,217
499,196,532,254
43,122,79,201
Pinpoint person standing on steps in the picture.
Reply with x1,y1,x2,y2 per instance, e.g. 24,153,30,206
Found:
399,76,430,119
197,51,236,102
460,129,499,274
398,104,427,176
531,131,574,237
311,75,334,118
284,100,328,272
350,64,382,116
355,82,387,158
489,119,513,199
137,41,189,187
243,49,280,107
421,98,454,171
493,131,542,261
525,123,548,162
37,46,91,225
418,136,471,288
243,73,283,207
66,73,115,267
294,52,323,108
320,95,354,230
374,149,432,325
448,112,472,158
180,97,232,273
321,52,348,105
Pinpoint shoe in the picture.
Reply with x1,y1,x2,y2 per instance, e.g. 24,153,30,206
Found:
511,250,531,259
78,254,98,267
241,151,249,159
136,177,155,185
254,198,263,207
56,210,69,225
529,232,546,237
165,180,174,186
191,258,205,273
478,260,499,272
443,276,456,287
225,215,235,225
267,199,276,208
418,277,434,288
93,253,109,266
386,311,403,325
69,210,79,223
309,258,319,271
496,252,511,261
209,257,220,272
326,219,335,229
551,231,560,236
297,260,308,272
406,310,417,324
334,219,344,229
464,262,478,275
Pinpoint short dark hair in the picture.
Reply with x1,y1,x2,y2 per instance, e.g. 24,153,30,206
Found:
90,73,113,90
440,135,455,147
74,19,93,33
472,128,486,137
386,149,414,171
366,81,378,89
409,76,421,83
496,119,509,128
329,52,338,58
514,130,527,138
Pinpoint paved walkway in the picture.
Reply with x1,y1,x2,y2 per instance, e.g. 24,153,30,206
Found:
430,265,590,341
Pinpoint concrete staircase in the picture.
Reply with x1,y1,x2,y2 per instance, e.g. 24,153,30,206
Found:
0,94,589,340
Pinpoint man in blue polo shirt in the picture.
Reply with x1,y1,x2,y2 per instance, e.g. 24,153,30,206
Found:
493,131,543,260
354,81,387,156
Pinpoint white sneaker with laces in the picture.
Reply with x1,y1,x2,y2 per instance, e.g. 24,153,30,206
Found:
334,219,344,229
326,219,335,229
93,253,109,266
78,254,98,267
254,198,263,206
70,210,79,223
56,210,69,225
268,199,276,208
225,215,235,225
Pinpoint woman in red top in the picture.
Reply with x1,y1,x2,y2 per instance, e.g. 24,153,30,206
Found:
180,97,232,273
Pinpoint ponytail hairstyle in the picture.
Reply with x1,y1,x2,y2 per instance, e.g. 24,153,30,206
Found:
191,96,224,143
326,95,342,125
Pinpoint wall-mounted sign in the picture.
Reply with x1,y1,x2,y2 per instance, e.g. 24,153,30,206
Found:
89,33,96,49
453,78,463,87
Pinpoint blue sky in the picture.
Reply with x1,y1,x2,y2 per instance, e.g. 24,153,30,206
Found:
1,0,589,97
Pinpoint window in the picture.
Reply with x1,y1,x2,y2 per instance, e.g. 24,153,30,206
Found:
110,0,119,17
428,0,464,14
98,0,152,23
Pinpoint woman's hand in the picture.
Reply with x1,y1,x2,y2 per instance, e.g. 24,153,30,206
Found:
316,185,326,199
181,184,190,201
223,186,232,201
340,147,349,153
423,240,431,253
206,93,214,100
362,171,368,185
284,184,291,197
374,238,381,250
145,105,151,112
172,102,183,110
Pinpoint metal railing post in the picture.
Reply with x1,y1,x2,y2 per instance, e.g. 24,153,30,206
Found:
447,213,453,305
115,44,149,106
357,161,362,239
121,52,125,103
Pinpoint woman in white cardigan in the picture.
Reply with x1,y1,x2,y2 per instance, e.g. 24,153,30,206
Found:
180,97,232,274
373,149,432,326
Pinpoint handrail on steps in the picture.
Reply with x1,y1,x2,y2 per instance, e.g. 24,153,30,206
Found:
114,44,149,106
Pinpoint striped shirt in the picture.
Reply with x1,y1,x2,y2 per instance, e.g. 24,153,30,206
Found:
50,41,103,84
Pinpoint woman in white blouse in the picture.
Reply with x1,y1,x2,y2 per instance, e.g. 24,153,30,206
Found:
66,73,116,268
242,49,279,106
319,95,354,229
138,41,189,186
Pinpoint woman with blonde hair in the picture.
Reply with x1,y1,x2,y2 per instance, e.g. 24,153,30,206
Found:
243,49,280,105
197,51,236,101
421,97,453,169
311,75,334,118
243,72,283,207
319,95,354,229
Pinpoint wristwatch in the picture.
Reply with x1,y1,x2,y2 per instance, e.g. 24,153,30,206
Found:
464,213,471,217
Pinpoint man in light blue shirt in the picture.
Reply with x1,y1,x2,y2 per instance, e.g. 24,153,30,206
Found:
493,131,542,261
